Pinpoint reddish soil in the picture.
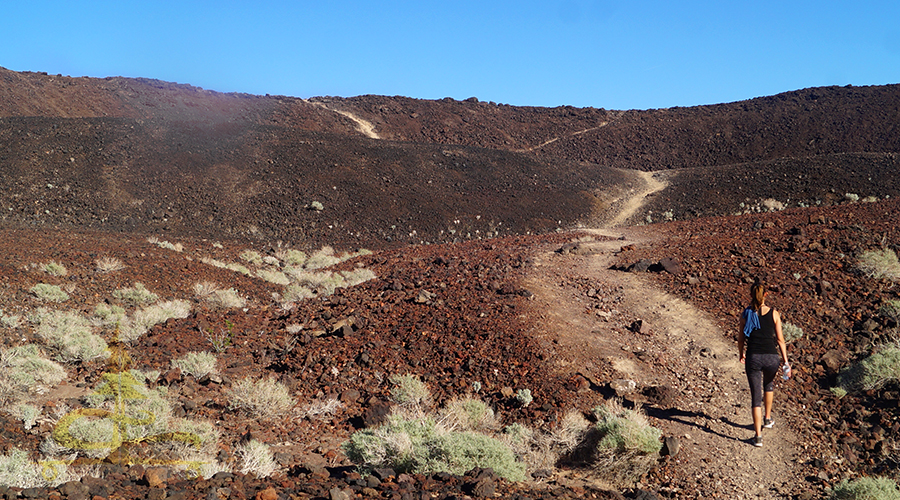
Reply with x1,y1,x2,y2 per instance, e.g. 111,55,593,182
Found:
0,67,899,498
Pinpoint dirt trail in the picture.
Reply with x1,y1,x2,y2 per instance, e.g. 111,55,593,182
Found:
524,174,802,498
515,122,610,153
308,101,381,139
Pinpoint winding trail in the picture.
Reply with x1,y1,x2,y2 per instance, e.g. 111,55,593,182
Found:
524,171,801,498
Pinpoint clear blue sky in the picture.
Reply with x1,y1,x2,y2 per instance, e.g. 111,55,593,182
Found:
2,1,898,110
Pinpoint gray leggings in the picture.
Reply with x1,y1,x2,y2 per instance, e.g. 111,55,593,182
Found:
745,353,781,408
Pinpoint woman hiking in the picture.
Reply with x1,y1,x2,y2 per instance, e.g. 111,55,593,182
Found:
738,281,790,447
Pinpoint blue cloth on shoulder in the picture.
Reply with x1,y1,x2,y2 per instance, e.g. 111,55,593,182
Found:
742,307,760,337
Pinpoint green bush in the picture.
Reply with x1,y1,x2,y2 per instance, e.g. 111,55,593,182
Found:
342,414,525,481
112,283,159,306
782,322,804,343
879,299,900,319
593,400,662,455
838,346,900,392
830,476,900,500
256,269,290,285
1,344,67,394
858,249,900,281
240,250,264,266
227,377,294,417
515,388,533,407
0,448,47,488
33,310,109,363
389,374,430,408
40,261,68,277
30,283,69,303
439,397,497,432
172,351,218,378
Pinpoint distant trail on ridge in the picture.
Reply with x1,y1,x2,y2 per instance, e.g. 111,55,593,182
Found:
307,100,381,139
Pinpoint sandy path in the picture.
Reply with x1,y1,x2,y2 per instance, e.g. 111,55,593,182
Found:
308,101,381,139
525,175,802,498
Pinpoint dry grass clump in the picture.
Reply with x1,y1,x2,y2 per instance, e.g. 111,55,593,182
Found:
438,397,499,433
389,374,431,410
192,281,221,300
829,476,900,500
0,344,67,405
40,261,68,277
256,269,290,286
30,283,70,303
342,407,525,481
171,351,218,378
147,236,183,252
31,309,110,363
112,282,159,306
226,377,294,417
236,439,278,478
838,341,900,392
588,399,662,484
858,249,900,281
95,256,125,273
239,250,264,266
298,398,344,420
202,288,246,309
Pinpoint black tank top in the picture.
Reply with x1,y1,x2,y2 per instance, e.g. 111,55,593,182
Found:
747,308,779,355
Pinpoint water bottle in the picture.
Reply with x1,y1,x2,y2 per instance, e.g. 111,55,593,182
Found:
782,362,791,381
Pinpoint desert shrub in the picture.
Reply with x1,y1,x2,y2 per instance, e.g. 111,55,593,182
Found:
93,303,127,328
9,404,40,430
227,377,294,417
112,283,159,306
256,269,290,285
587,399,662,484
782,322,804,343
30,283,69,303
389,374,430,408
40,261,68,277
240,250,264,266
65,416,117,459
304,246,342,270
438,397,498,432
200,257,228,269
593,400,662,455
550,410,592,451
204,288,246,309
0,314,21,329
341,268,377,287
838,345,900,392
277,249,307,266
236,439,278,478
0,448,47,488
879,299,900,320
33,310,109,363
172,351,218,378
95,256,125,273
830,386,848,398
148,237,183,252
193,281,221,299
225,263,252,276
1,344,67,396
342,414,525,481
829,476,900,500
137,299,191,326
858,249,900,281
299,398,344,420
282,284,315,304
515,388,533,407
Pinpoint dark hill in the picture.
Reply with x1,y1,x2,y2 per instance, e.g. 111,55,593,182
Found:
1,66,899,248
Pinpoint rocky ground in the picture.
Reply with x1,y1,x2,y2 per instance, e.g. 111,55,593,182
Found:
1,67,899,498
0,195,897,499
